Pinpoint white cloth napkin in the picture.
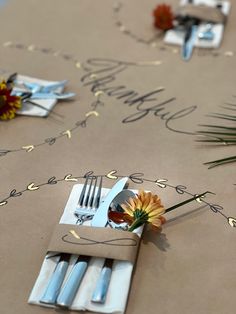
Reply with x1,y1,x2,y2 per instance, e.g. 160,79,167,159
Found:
164,0,231,49
14,74,65,117
28,184,142,313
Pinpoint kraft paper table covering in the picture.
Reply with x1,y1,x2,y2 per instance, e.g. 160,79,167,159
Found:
0,0,235,314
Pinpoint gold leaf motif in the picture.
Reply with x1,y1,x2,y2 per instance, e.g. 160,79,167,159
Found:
106,170,118,180
150,42,157,48
3,41,12,47
70,230,80,239
22,145,35,152
137,60,162,66
64,174,78,182
27,45,35,51
155,86,165,92
155,179,167,188
85,111,99,117
27,183,39,191
62,130,72,139
53,51,60,57
75,62,81,68
94,91,104,97
0,201,7,206
228,217,236,228
195,194,204,203
90,74,97,79
224,51,234,57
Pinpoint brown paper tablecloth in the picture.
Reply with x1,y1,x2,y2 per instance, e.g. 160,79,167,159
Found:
0,0,235,313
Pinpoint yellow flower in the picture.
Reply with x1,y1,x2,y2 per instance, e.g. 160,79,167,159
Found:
121,190,166,232
0,80,21,120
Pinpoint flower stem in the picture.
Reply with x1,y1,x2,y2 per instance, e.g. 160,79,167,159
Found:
128,215,147,232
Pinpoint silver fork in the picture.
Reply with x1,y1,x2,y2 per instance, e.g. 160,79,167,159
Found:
74,175,102,224
40,176,102,305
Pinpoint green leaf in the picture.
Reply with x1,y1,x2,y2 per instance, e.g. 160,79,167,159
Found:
197,106,236,168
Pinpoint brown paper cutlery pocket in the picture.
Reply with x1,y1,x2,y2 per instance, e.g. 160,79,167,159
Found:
47,224,141,264
177,4,226,24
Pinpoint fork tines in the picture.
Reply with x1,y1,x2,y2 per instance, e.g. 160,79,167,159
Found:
78,176,102,210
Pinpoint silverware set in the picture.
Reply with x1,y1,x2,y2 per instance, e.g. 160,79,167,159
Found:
39,176,210,309
40,176,129,308
6,73,75,117
179,0,224,60
11,77,76,100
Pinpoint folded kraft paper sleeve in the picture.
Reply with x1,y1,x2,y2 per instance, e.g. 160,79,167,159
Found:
48,224,141,264
177,4,227,24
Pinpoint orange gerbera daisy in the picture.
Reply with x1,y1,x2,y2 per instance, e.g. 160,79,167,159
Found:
0,80,21,120
121,190,166,232
153,4,174,31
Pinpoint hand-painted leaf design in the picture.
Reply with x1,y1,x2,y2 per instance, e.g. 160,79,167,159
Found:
0,201,8,206
129,173,144,184
9,189,22,197
85,111,99,117
76,120,87,127
175,185,187,194
106,170,118,180
47,176,58,185
209,203,223,213
228,217,236,227
62,130,72,139
155,179,168,188
27,183,39,191
22,145,35,152
64,174,78,182
0,149,10,156
45,137,56,145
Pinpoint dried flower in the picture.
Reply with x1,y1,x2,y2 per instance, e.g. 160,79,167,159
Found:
0,80,21,120
121,190,166,232
153,4,174,31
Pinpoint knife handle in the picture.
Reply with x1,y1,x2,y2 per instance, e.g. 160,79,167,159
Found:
56,255,89,308
40,253,70,305
91,259,113,304
43,80,67,93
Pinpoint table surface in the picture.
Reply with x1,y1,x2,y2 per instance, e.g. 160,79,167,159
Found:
0,1,235,314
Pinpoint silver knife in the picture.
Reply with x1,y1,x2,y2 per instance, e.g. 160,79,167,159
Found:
29,92,75,100
40,253,71,304
55,177,129,308
23,80,68,93
91,258,113,304
90,177,128,227
182,22,198,61
91,189,136,304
